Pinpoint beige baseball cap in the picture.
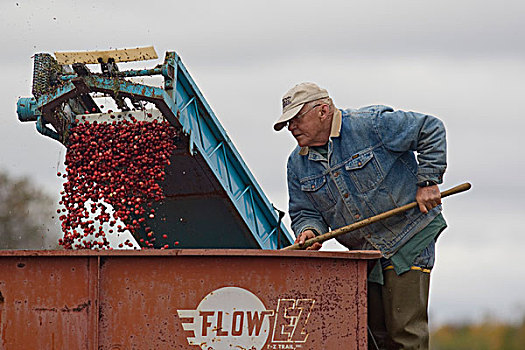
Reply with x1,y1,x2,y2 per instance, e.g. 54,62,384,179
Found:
273,82,329,131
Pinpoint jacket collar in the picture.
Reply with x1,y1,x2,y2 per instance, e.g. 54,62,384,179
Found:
299,108,342,156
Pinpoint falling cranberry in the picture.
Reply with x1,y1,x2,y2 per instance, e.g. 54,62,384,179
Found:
58,118,177,249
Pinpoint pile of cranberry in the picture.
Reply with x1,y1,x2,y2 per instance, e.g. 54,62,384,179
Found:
57,115,177,249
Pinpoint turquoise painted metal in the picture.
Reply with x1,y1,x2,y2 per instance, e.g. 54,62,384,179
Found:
16,51,293,250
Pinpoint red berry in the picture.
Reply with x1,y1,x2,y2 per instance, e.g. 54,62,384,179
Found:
57,119,177,249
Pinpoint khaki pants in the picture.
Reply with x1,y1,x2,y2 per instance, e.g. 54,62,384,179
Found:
368,269,431,350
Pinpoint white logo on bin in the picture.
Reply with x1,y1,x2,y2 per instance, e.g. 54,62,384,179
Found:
177,286,315,350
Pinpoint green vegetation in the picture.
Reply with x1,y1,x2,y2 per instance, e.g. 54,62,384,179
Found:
0,170,58,249
431,318,525,350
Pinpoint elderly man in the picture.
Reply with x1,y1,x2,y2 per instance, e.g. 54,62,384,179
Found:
274,82,447,350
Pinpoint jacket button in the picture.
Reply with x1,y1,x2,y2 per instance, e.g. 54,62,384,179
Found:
358,162,362,166
344,193,349,198
355,214,360,219
334,172,340,177
311,185,315,189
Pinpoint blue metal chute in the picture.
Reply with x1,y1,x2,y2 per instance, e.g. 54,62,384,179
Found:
172,53,292,249
16,49,293,249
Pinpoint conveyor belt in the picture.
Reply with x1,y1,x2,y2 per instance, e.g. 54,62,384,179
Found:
16,49,293,249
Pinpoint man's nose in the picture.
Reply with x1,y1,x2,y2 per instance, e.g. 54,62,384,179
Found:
287,120,296,131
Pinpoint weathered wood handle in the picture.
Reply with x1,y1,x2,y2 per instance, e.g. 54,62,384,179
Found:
281,182,472,251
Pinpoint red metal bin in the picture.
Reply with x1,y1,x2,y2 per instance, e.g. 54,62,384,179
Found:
0,249,380,349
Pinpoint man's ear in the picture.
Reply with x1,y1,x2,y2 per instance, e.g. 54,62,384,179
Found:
319,104,330,120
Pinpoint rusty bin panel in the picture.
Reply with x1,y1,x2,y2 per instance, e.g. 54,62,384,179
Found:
0,250,380,349
0,255,99,349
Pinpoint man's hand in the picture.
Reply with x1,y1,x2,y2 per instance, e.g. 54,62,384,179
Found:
416,185,441,213
294,229,323,250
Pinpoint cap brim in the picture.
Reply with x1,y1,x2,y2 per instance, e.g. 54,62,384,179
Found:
273,104,304,131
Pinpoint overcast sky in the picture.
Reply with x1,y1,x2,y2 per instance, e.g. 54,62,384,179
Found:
1,0,524,327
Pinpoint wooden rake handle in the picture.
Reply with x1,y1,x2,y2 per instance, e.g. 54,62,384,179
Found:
281,182,472,251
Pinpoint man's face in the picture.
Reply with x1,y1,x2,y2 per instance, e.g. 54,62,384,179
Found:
287,103,329,147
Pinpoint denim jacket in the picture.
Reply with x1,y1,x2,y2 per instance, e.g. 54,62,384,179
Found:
287,105,447,258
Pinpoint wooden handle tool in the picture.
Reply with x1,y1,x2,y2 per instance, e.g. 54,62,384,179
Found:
281,182,472,251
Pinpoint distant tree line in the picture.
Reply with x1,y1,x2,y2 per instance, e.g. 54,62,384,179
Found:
431,318,525,350
0,170,59,249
